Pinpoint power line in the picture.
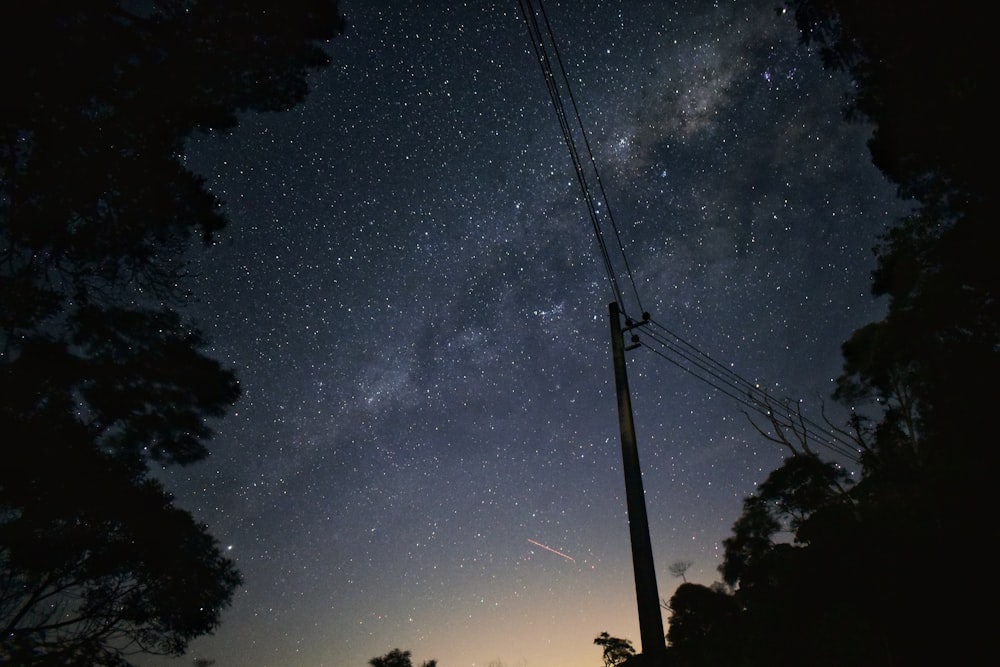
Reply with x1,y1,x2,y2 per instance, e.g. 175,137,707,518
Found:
518,1,861,464
516,0,645,320
639,321,862,462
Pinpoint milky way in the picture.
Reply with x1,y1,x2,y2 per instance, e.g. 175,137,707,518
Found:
141,2,907,666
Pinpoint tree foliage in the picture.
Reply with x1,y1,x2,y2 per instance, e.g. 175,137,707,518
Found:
662,2,993,665
0,1,343,665
664,583,738,667
790,0,997,471
593,631,635,667
369,648,437,667
666,560,692,582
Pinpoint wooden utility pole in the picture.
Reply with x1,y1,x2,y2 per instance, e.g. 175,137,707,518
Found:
608,301,666,663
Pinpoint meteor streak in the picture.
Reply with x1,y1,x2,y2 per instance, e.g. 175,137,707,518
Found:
527,538,576,562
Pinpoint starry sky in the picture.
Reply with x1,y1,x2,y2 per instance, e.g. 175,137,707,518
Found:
142,1,908,666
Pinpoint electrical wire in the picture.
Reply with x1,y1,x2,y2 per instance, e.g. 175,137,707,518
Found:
516,0,645,319
635,318,863,462
518,0,862,464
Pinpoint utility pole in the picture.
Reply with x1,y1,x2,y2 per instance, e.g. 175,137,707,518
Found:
608,301,666,664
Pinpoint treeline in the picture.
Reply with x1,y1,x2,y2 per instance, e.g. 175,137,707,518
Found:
661,2,993,666
0,2,342,665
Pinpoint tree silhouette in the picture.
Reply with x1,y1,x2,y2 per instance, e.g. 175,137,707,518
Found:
661,3,993,665
664,583,738,667
667,560,692,582
593,632,635,667
0,2,343,665
369,648,437,667
788,2,994,662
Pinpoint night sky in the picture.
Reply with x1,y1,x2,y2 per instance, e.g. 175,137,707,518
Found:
143,1,908,666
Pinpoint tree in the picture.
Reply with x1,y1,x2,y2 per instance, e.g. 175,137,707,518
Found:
593,632,635,667
786,3,994,661
786,0,997,468
786,0,988,209
663,583,738,667
369,648,437,667
0,2,343,665
655,4,993,665
667,560,692,583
